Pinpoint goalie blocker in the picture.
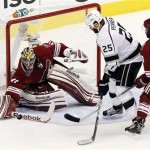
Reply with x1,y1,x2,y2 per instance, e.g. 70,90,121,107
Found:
0,95,16,118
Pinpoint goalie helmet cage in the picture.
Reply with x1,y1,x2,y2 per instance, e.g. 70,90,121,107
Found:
1,3,101,89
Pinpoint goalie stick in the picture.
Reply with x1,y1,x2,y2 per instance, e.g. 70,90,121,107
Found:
11,102,55,123
64,86,135,123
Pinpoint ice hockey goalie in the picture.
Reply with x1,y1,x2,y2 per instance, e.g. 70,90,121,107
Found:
0,37,99,119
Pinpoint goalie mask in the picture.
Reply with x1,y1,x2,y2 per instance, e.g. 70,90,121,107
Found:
21,47,36,71
144,18,150,38
85,10,103,33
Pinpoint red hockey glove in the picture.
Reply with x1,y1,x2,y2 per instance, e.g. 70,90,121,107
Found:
135,74,149,89
0,95,16,118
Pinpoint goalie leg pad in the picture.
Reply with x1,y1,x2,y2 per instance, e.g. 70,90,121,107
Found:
47,64,100,106
19,89,67,111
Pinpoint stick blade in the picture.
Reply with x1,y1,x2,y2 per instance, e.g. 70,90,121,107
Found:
64,113,80,122
77,138,93,145
40,102,55,123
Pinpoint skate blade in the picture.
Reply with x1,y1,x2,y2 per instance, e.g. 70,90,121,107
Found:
102,114,123,119
125,131,140,140
141,128,147,134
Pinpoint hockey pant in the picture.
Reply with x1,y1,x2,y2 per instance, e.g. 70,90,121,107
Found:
19,89,67,112
137,81,150,119
108,62,142,119
47,64,100,106
109,79,137,119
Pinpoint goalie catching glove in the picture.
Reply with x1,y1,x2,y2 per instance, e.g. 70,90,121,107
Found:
0,95,16,118
64,49,88,63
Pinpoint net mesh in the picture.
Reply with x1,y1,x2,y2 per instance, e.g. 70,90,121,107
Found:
0,3,101,91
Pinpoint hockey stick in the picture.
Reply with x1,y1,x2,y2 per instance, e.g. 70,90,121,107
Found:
11,102,55,123
64,109,97,123
78,94,103,145
64,86,135,123
77,86,135,145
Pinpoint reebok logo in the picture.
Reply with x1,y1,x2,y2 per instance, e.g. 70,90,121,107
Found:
13,112,41,122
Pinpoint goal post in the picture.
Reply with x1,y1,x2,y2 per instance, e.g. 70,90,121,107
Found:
1,3,101,89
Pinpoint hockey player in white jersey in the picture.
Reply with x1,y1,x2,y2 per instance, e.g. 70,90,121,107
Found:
85,10,143,120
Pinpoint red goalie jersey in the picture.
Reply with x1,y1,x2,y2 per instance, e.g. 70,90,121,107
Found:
5,41,71,104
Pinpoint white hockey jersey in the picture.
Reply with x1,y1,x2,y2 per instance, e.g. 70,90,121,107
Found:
96,17,143,72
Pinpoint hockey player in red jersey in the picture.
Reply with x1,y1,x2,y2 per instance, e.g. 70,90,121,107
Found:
125,18,150,134
0,40,99,118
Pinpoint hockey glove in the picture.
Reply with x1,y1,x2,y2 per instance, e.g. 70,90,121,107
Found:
64,49,88,63
0,95,16,118
104,61,120,76
98,73,110,96
135,74,149,88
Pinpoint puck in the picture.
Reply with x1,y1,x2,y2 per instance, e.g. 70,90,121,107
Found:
17,114,22,120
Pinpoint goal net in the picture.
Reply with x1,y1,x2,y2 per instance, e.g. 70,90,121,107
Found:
0,3,101,92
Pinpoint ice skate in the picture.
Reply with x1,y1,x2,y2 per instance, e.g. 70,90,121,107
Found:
125,118,145,134
102,106,123,119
